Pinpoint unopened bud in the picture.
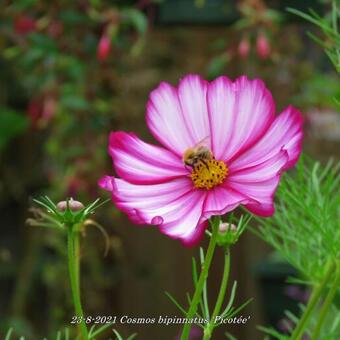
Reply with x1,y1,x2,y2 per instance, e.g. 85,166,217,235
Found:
238,37,250,59
217,222,239,247
97,34,111,61
256,33,271,59
57,198,84,212
219,222,237,233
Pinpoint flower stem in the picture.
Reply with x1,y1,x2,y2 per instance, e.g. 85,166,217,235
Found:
180,217,220,340
311,260,340,340
74,230,80,291
67,229,89,340
290,260,335,340
203,248,230,340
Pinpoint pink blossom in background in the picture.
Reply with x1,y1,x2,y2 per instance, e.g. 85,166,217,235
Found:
27,99,41,126
238,37,250,59
99,74,303,246
256,33,271,59
97,34,111,61
175,326,202,339
14,15,36,35
48,20,64,38
42,96,56,121
27,96,56,128
285,285,310,304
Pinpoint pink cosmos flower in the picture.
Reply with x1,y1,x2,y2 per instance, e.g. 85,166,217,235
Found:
99,75,303,246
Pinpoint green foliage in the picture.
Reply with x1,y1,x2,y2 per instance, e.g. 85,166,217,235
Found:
112,329,137,340
4,324,132,339
0,107,28,151
122,8,148,36
287,1,340,73
0,0,149,201
253,156,340,339
166,214,253,332
252,156,340,285
293,72,340,109
259,302,340,339
207,52,230,80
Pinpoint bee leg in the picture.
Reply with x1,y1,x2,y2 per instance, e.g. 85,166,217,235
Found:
185,162,194,168
201,159,210,170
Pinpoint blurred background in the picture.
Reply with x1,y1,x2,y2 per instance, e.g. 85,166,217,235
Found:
0,0,339,339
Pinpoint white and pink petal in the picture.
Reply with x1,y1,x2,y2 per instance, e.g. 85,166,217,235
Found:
146,74,211,155
229,105,303,171
229,150,289,183
226,150,290,216
227,176,281,216
208,76,276,161
177,74,211,146
158,189,207,246
108,132,187,184
202,185,250,219
103,176,207,246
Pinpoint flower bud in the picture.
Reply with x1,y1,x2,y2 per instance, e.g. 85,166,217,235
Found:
27,99,41,127
33,196,106,230
57,198,84,212
97,34,111,61
218,222,237,233
238,37,250,59
217,221,239,247
256,33,271,59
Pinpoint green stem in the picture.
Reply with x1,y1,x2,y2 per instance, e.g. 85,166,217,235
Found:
290,260,335,340
203,248,230,340
181,217,220,340
67,229,89,340
74,230,80,292
311,260,340,340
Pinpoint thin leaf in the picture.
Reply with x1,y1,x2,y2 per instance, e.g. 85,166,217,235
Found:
224,297,253,320
112,329,124,340
64,328,69,340
90,322,114,338
165,291,187,316
224,332,237,340
5,328,13,340
220,281,238,317
200,247,210,319
257,325,288,340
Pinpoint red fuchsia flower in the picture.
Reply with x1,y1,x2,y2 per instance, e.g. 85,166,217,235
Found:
99,75,303,246
48,20,64,38
42,96,56,121
97,34,111,61
14,15,37,35
27,99,41,126
27,96,56,128
256,32,271,59
238,37,250,59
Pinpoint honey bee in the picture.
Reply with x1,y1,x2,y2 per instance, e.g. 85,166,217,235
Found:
183,137,213,169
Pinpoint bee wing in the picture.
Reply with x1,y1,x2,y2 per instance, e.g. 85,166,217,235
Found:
194,136,211,148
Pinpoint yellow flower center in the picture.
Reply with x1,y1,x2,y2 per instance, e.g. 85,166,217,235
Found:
190,160,228,190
